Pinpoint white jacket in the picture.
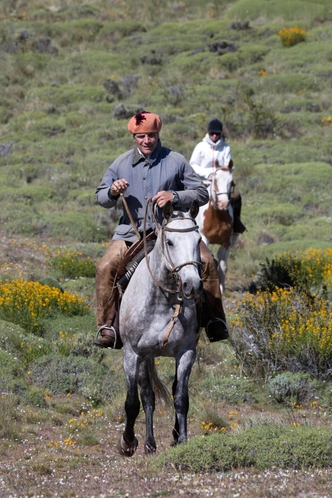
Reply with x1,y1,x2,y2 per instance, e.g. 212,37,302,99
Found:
189,134,232,181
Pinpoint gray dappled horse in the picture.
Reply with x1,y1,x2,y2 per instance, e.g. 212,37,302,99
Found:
118,202,203,456
195,160,237,294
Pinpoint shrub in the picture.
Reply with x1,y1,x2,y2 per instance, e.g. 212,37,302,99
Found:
151,424,332,472
278,27,307,47
220,85,278,139
0,394,21,440
251,248,332,297
268,372,314,404
21,388,48,408
0,320,53,367
43,211,109,243
200,375,257,404
30,353,124,404
0,278,89,335
48,249,97,279
231,288,332,379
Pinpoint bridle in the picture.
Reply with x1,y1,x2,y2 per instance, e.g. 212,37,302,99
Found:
210,167,231,208
144,200,203,298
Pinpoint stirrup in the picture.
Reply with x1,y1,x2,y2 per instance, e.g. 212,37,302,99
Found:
95,324,118,349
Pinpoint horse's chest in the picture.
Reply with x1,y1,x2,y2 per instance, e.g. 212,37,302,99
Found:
200,203,233,246
135,306,198,355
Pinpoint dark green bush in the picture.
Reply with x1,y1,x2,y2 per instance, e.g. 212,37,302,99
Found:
151,424,332,472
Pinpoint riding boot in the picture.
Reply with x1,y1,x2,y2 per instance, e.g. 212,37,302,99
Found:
230,183,246,234
94,240,127,349
200,242,229,342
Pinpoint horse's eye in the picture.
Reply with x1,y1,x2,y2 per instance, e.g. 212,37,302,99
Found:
166,239,174,247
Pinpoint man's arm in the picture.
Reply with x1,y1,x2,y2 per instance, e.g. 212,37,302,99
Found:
171,154,209,208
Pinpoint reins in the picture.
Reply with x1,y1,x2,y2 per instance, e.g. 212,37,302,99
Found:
120,195,202,347
120,193,141,241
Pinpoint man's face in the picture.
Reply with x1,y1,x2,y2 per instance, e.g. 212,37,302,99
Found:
134,132,159,156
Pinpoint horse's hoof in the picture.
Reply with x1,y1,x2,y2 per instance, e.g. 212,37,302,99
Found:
144,442,157,454
171,437,187,447
118,434,138,457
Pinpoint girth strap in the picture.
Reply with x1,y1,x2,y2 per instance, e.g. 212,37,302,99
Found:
161,302,182,347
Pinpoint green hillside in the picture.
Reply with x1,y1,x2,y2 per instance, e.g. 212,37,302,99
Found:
0,0,331,288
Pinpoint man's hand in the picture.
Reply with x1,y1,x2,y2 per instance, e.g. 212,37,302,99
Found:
152,190,174,208
110,178,129,196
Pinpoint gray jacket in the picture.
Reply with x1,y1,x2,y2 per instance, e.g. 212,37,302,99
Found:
96,141,209,243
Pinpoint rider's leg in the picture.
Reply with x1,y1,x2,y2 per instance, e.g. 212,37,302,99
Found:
200,241,229,342
95,239,128,348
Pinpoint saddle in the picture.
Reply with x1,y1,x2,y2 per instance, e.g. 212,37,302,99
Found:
116,231,156,295
104,231,157,349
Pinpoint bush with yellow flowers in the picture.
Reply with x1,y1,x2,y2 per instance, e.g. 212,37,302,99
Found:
233,249,332,380
48,249,96,279
0,278,89,335
231,287,332,380
252,248,332,299
278,26,307,47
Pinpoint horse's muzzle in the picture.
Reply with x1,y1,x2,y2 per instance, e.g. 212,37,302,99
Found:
181,278,203,301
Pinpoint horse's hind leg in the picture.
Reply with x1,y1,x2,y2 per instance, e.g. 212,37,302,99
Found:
172,349,196,445
138,360,156,454
118,352,140,457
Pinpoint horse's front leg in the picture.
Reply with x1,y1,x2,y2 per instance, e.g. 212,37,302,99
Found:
172,349,196,445
217,245,229,294
138,359,156,454
118,350,140,457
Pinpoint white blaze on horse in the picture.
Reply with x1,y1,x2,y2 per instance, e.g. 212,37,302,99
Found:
196,159,238,294
118,202,203,456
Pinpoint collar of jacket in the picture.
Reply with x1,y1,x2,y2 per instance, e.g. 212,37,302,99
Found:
132,140,162,166
203,133,224,149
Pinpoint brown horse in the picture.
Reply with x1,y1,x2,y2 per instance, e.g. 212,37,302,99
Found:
196,160,238,293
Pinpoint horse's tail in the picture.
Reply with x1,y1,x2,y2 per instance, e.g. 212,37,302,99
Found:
147,359,172,407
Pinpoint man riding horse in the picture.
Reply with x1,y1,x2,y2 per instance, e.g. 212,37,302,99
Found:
94,111,229,348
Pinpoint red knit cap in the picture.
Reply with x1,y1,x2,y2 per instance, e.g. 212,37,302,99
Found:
127,111,162,134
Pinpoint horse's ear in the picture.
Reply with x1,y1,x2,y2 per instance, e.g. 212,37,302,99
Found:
228,159,233,170
190,200,199,219
215,159,220,169
163,200,174,220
